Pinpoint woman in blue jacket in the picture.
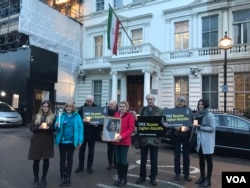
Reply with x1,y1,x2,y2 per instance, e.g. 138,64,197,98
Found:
54,102,84,186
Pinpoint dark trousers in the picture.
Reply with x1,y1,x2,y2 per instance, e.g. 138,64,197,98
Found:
107,142,116,165
114,145,129,165
78,139,95,169
59,143,75,177
198,147,213,180
173,135,190,176
139,145,158,179
33,159,49,178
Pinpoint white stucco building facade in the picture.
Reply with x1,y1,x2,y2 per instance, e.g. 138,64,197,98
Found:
74,0,250,113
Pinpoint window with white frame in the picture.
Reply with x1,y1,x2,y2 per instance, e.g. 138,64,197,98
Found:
202,15,218,47
202,75,218,109
175,76,189,106
94,80,102,105
233,9,250,44
96,0,104,11
117,32,122,48
174,21,189,50
235,73,250,111
114,0,123,7
94,35,103,57
131,28,143,45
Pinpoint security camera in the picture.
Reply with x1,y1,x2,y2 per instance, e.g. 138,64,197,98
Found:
194,72,198,76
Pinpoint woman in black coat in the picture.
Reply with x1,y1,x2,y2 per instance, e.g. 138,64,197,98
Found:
28,100,55,188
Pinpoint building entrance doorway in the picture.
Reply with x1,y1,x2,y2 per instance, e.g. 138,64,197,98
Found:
127,75,144,113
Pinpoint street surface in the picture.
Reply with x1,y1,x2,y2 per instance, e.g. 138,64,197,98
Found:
0,126,249,188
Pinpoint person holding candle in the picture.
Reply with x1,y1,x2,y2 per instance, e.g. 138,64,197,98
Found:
172,96,193,182
75,95,98,174
28,100,56,188
54,101,84,186
113,101,135,187
194,99,215,187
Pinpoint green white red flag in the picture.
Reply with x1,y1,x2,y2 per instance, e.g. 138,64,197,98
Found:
107,7,120,55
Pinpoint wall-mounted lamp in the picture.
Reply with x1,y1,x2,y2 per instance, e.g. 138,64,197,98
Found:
78,70,86,81
190,67,201,76
126,63,130,69
1,91,6,97
30,56,35,62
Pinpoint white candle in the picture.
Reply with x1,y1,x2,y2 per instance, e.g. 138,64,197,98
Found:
41,122,47,129
58,112,61,127
181,126,186,132
193,120,198,126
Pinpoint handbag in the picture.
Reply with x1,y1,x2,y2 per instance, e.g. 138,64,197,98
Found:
189,126,197,151
132,134,140,149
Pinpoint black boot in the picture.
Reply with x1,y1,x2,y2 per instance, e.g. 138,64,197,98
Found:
65,173,71,186
33,177,39,188
60,172,67,187
114,164,122,186
117,164,128,187
200,178,211,187
195,176,205,184
40,177,47,188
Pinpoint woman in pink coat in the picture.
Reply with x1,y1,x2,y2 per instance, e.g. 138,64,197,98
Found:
113,101,135,187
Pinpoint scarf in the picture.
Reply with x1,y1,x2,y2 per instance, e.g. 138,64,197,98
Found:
196,108,209,124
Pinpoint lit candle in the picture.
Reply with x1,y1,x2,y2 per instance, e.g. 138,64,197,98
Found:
193,120,198,126
181,126,186,132
58,112,61,128
41,122,47,129
86,117,91,122
114,133,120,140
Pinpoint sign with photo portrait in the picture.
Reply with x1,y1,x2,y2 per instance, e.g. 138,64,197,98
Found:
102,117,121,142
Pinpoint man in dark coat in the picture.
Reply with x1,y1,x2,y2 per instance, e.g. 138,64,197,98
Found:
173,96,193,181
75,95,98,174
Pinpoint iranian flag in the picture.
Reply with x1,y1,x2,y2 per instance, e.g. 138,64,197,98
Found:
107,7,120,55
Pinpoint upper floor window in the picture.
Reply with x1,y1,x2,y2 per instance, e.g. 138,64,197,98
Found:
175,76,189,106
131,28,143,45
202,15,218,47
117,32,122,48
175,21,189,50
96,0,104,11
93,80,102,105
94,35,103,57
202,75,218,109
233,9,250,44
114,0,123,7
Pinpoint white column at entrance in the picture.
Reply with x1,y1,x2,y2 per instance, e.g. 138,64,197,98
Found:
142,69,152,106
111,71,118,101
120,75,127,101
151,72,159,105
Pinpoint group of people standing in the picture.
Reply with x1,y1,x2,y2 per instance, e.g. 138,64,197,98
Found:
27,93,215,188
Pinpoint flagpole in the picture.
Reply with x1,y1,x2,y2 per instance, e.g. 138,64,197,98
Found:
108,4,134,46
